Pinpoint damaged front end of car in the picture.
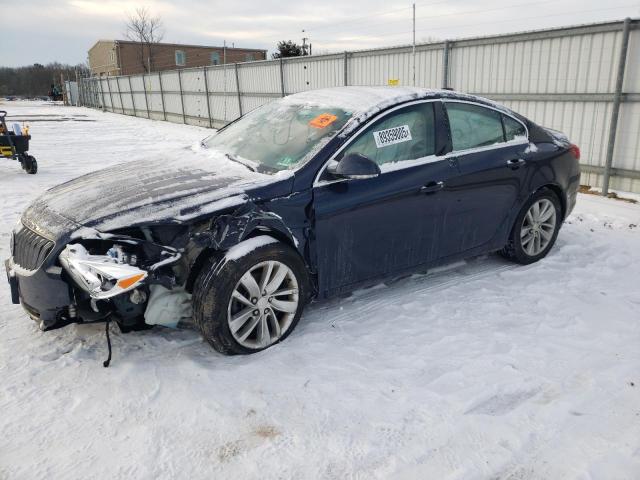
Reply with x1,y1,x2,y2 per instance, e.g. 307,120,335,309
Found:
54,227,192,332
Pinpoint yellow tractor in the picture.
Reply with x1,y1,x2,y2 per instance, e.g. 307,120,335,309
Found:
0,110,37,174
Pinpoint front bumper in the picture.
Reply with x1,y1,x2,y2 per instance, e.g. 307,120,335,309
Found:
5,257,72,329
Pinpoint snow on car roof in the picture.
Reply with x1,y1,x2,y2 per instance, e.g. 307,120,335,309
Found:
282,86,512,137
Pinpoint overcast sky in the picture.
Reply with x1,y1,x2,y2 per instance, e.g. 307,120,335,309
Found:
3,0,639,67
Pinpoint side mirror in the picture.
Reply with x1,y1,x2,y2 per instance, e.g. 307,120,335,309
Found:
328,153,381,179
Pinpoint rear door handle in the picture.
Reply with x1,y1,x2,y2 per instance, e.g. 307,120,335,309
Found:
507,158,526,169
420,181,444,194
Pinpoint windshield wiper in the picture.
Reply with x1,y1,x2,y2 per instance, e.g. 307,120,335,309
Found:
225,153,256,172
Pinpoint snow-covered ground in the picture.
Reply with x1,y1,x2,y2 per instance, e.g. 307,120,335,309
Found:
1,101,639,480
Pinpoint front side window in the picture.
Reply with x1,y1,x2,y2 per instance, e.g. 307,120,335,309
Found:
446,102,504,151
175,50,186,66
204,101,353,173
245,53,255,62
339,103,436,167
211,52,220,65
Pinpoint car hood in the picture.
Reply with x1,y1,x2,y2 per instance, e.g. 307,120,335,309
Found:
23,148,293,237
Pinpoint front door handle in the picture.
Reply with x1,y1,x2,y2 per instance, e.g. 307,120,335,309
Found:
420,181,444,194
507,158,526,169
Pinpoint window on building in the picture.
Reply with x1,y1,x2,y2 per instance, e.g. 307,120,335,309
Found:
245,53,255,62
211,52,220,65
175,50,186,66
109,51,115,63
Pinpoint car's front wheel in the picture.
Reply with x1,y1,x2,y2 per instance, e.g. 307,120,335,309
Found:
501,188,562,265
192,236,308,355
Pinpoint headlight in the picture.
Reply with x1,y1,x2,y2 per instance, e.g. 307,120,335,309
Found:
59,243,148,300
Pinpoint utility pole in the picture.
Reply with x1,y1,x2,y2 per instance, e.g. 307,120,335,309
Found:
302,29,309,56
223,40,228,121
412,3,416,86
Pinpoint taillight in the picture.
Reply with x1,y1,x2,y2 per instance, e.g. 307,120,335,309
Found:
569,144,580,160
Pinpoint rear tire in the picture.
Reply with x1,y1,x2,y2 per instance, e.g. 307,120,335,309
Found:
192,237,309,355
21,155,38,174
501,188,562,265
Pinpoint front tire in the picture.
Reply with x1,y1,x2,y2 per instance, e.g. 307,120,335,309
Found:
192,236,309,355
501,189,562,265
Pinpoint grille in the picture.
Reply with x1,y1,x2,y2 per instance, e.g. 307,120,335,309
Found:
12,225,55,271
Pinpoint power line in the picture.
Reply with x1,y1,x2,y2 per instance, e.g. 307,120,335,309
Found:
312,0,557,37
378,3,640,38
307,0,464,33
306,2,637,51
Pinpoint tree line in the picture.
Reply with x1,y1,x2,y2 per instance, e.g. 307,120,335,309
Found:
0,63,89,97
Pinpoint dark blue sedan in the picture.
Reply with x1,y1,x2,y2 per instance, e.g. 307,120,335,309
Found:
5,87,581,355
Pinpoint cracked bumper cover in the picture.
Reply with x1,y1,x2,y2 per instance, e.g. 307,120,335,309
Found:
5,257,72,327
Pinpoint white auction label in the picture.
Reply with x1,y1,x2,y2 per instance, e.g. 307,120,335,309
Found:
373,125,412,148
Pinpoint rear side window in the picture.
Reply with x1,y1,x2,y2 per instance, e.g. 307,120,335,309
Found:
339,102,436,167
503,115,526,141
446,102,504,151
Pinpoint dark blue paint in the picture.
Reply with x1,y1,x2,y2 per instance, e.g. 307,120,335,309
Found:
6,90,581,326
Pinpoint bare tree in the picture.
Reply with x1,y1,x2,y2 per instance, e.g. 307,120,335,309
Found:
124,7,164,73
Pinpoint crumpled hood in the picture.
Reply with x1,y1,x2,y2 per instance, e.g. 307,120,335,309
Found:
23,148,292,237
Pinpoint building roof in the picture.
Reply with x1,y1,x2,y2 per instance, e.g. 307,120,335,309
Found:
88,39,266,54
114,40,266,53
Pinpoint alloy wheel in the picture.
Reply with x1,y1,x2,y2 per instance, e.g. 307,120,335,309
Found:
227,260,299,349
520,198,557,256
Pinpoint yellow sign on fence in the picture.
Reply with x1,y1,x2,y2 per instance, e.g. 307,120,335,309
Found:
387,79,400,86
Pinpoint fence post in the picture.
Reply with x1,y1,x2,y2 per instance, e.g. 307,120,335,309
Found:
442,40,450,89
116,77,125,114
344,51,349,86
602,17,631,196
98,77,106,111
177,69,186,124
77,77,83,106
202,66,213,128
279,57,286,97
128,76,137,117
234,63,243,117
105,77,115,112
142,74,150,118
158,71,167,121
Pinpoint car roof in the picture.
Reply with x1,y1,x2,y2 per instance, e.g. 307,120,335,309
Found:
283,86,517,137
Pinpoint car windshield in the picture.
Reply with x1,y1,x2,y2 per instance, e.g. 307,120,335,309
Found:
204,100,353,174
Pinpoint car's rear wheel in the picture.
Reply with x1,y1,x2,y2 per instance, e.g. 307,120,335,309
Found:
192,237,308,355
501,189,562,265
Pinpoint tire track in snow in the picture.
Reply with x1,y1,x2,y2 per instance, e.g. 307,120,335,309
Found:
303,254,521,328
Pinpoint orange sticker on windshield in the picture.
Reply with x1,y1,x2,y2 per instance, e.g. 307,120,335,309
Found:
309,113,338,129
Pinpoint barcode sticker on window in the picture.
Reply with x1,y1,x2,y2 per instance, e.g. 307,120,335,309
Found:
373,125,412,148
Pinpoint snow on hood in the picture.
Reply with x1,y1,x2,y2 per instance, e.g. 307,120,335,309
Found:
23,146,291,236
282,86,516,137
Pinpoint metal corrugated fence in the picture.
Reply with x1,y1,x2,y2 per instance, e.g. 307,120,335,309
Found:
79,18,640,194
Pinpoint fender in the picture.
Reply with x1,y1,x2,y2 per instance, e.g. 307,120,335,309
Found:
192,201,300,253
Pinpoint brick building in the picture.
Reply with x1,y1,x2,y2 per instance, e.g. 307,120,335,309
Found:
88,40,267,76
